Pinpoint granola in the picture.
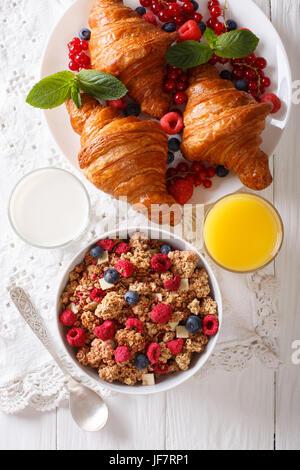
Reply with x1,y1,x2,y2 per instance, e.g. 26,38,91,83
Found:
60,233,219,386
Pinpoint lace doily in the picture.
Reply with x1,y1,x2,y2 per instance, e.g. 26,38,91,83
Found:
0,0,280,414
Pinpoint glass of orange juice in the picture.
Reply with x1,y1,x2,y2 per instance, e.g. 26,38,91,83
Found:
203,193,284,273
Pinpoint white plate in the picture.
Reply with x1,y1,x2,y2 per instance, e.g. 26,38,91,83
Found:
41,0,292,205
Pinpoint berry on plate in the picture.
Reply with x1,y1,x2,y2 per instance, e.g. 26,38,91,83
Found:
115,260,134,277
167,151,175,164
173,91,187,104
160,112,184,135
124,103,141,116
220,70,233,81
97,238,114,251
168,178,194,205
66,327,86,347
146,342,161,363
115,346,131,363
226,19,237,31
115,242,131,254
260,93,281,114
79,28,91,41
143,11,157,25
135,6,146,15
151,253,172,272
94,320,115,341
106,97,127,110
162,22,176,33
90,245,104,259
126,317,143,333
235,79,249,91
151,303,173,323
164,274,181,291
178,20,202,41
59,309,76,327
167,338,184,354
168,137,181,152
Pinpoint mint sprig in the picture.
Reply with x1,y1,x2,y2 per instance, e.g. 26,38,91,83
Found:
26,70,128,109
166,28,259,69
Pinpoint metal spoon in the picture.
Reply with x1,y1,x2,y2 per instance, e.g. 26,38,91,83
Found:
10,287,108,432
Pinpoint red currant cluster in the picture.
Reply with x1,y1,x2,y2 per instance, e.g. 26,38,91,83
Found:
67,37,91,72
231,55,270,100
167,161,216,190
206,0,225,34
140,0,202,28
164,64,188,104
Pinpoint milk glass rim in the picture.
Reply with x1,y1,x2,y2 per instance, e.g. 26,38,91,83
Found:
8,167,91,249
203,192,284,274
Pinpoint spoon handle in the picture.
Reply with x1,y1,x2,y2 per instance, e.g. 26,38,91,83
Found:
10,287,70,378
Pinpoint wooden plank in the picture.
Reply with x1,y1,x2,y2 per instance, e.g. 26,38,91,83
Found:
270,0,300,451
57,394,166,450
0,410,56,450
166,365,274,450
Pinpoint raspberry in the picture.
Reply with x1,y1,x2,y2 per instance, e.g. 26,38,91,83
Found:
143,11,157,25
115,260,134,277
151,254,172,272
59,309,76,327
90,287,106,302
94,320,115,341
126,317,143,333
260,93,281,114
146,342,161,363
151,303,173,323
96,239,114,251
202,315,219,335
168,178,194,205
166,338,184,354
164,274,181,291
115,242,131,254
66,327,86,347
115,346,131,363
160,112,184,135
154,362,169,374
106,98,127,110
178,20,202,41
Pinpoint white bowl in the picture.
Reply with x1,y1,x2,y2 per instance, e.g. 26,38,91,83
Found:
55,227,222,395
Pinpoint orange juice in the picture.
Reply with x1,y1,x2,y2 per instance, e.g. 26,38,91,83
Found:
204,193,283,272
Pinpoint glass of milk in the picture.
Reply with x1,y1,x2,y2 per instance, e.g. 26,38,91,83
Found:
8,168,91,248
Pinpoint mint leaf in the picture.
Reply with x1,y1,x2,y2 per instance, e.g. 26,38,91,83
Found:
77,70,127,101
26,71,75,109
213,29,259,58
166,41,213,69
204,28,218,49
71,83,82,109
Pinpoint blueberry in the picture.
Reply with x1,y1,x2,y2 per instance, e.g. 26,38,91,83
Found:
198,21,207,34
191,0,199,10
124,103,141,117
186,315,202,333
167,151,175,165
216,165,229,177
162,22,176,33
161,244,172,255
79,28,91,41
104,268,120,284
226,19,238,31
168,138,181,152
90,245,104,259
220,70,233,81
235,79,248,91
125,290,139,305
135,6,146,15
135,353,150,370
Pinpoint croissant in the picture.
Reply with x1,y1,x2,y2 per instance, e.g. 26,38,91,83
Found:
181,64,273,190
88,0,178,119
66,95,179,224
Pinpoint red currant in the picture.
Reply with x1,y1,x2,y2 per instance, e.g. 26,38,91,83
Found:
206,167,216,178
206,17,216,29
158,9,170,22
185,174,196,185
151,1,161,14
198,169,208,180
193,12,203,22
140,0,151,6
232,66,244,80
80,40,89,51
244,68,257,81
164,79,176,92
254,57,267,69
210,5,221,17
166,168,177,178
178,71,188,81
106,98,127,110
173,91,187,104
244,53,256,65
194,174,202,186
168,3,181,17
143,11,157,25
208,0,220,8
69,60,79,71
214,20,225,33
203,179,212,188
217,57,229,64
69,37,81,46
191,162,204,173
261,76,271,88
173,15,185,26
181,2,194,15
177,162,189,172
248,81,257,92
68,43,82,55
167,70,179,80
176,80,187,91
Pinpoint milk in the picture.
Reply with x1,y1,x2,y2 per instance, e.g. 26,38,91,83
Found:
9,168,90,248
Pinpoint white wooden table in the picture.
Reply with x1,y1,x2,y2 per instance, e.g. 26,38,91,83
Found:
1,0,299,450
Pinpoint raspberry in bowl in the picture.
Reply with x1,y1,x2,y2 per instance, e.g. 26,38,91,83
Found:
56,227,222,395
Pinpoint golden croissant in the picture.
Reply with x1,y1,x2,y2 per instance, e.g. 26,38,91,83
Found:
181,64,273,190
88,0,178,119
66,94,179,224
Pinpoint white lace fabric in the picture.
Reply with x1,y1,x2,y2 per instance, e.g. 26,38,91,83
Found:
0,0,280,414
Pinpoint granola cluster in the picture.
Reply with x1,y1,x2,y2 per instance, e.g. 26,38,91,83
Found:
60,232,219,386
